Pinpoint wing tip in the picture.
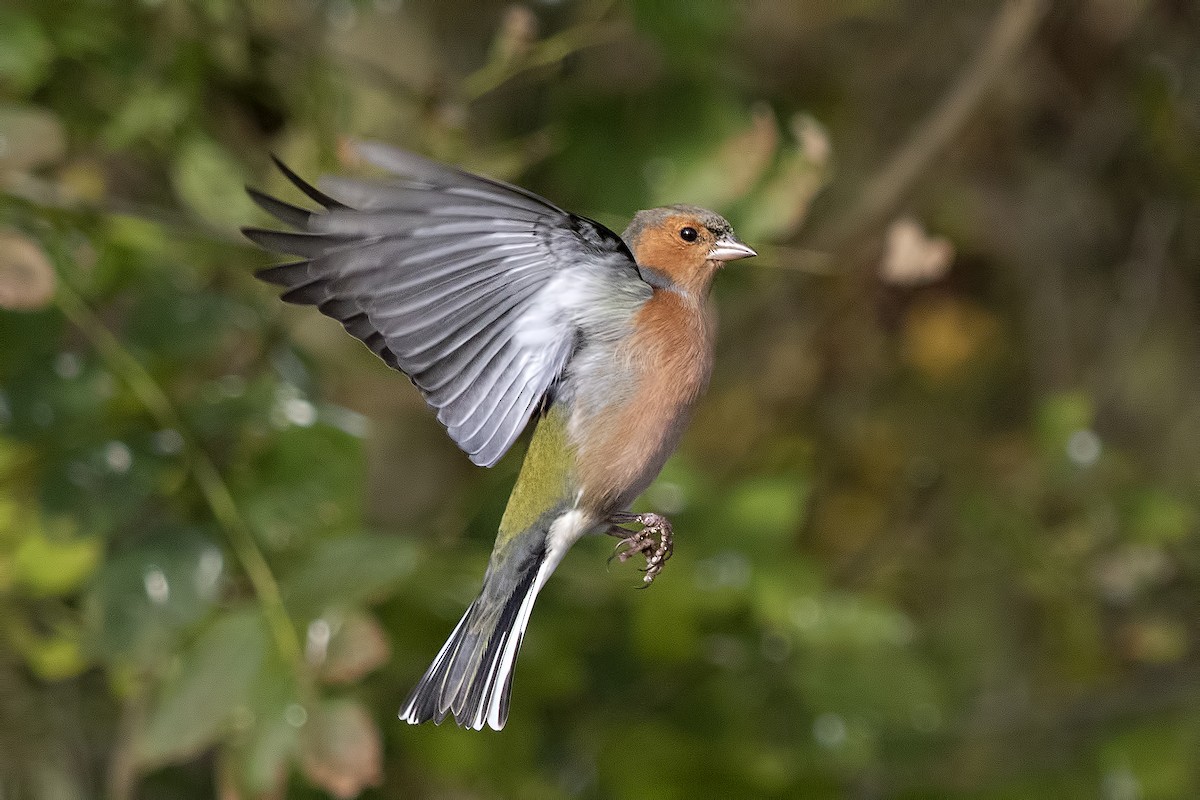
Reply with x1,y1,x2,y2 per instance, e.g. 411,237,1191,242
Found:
240,225,273,248
253,261,312,288
267,153,347,210
468,450,500,468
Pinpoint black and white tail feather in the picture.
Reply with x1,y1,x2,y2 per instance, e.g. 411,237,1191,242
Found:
399,530,549,731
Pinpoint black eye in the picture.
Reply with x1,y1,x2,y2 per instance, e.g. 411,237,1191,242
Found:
679,226,698,242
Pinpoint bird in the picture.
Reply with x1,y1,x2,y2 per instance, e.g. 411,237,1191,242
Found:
243,140,756,731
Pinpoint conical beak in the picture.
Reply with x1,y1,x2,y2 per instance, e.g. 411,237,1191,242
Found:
709,238,757,262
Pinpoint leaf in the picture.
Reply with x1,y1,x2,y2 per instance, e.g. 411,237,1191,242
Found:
0,105,65,172
170,135,257,228
224,652,303,798
738,114,832,241
881,217,954,286
134,608,269,769
1126,488,1195,545
8,614,89,680
102,80,189,149
651,104,779,210
901,295,998,383
299,698,382,799
1035,391,1095,456
282,535,418,618
0,228,56,312
724,475,810,547
230,715,296,800
235,422,364,549
12,515,100,597
89,529,225,667
0,11,53,92
316,611,391,684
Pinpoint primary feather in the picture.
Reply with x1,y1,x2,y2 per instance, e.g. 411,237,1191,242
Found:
243,141,649,466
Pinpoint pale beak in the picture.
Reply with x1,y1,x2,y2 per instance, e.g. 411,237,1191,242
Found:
709,238,757,262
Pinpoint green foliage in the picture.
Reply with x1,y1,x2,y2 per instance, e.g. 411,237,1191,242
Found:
0,9,53,92
3,0,1200,798
135,608,270,768
281,535,419,619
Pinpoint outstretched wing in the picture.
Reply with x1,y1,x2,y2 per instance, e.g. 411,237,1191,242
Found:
243,141,649,467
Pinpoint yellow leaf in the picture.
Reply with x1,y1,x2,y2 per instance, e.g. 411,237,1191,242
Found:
9,617,89,680
12,517,101,597
901,295,997,382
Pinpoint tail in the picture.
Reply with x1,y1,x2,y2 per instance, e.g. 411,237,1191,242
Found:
399,527,556,731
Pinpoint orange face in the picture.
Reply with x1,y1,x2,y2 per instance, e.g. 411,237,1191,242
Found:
624,209,753,299
630,215,738,297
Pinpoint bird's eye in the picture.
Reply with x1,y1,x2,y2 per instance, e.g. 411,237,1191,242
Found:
679,227,698,242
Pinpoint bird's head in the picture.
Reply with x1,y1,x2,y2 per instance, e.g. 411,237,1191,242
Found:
622,205,756,298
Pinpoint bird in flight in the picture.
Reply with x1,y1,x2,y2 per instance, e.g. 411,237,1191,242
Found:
244,141,755,730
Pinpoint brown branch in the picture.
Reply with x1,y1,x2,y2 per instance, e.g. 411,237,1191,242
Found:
811,0,1052,253
461,8,621,102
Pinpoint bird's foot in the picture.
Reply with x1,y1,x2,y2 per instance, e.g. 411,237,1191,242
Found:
605,512,674,586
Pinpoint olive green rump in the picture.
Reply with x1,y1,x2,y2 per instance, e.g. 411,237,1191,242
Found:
496,404,577,545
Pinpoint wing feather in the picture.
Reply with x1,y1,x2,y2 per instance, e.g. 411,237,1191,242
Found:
244,140,649,466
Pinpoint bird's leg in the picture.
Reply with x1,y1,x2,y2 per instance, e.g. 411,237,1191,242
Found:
605,511,674,586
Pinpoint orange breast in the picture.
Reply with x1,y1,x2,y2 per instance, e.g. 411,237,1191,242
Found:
576,289,715,513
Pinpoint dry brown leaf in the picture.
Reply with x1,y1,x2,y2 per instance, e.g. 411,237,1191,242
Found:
736,113,832,241
0,229,56,311
299,699,382,799
0,105,66,173
494,5,539,63
792,113,831,169
319,612,391,685
881,218,954,286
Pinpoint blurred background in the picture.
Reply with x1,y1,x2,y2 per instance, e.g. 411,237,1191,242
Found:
2,0,1200,797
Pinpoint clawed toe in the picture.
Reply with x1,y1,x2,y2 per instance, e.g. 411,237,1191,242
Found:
604,512,674,586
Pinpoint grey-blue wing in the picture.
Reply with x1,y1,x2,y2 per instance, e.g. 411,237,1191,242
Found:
244,141,648,467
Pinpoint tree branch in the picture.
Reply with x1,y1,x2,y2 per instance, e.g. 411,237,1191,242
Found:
811,0,1052,253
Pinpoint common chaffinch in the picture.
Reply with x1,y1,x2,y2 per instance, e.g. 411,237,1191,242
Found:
244,141,756,731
